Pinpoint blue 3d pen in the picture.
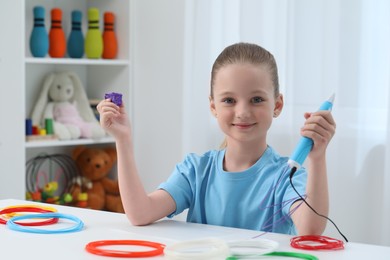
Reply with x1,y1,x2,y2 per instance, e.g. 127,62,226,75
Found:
287,93,335,169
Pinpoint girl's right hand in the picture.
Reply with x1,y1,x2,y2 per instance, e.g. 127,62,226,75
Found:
97,99,132,140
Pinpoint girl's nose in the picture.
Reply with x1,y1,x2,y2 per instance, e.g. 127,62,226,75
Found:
236,103,250,119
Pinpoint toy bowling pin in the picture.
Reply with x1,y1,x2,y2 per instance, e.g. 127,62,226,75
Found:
49,8,66,58
29,6,49,57
85,7,103,59
102,12,118,59
67,10,84,58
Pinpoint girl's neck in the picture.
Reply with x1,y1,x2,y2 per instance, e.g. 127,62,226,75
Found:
223,141,267,172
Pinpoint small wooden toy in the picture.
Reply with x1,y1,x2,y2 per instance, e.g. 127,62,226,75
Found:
26,118,33,135
29,6,49,57
67,10,84,58
102,12,118,59
85,7,103,59
49,8,66,58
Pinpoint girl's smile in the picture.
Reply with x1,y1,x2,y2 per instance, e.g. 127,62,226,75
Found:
232,122,257,130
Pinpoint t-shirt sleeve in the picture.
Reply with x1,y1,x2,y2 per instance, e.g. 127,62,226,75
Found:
158,155,196,218
281,166,307,216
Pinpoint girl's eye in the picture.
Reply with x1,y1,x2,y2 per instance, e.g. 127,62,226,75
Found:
223,98,235,104
251,97,264,103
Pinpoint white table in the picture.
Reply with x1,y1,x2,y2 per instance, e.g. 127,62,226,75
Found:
0,199,389,259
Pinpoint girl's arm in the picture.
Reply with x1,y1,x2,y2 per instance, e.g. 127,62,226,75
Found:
98,99,176,225
290,110,336,235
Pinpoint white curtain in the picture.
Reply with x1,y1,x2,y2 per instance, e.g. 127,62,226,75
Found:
182,0,390,246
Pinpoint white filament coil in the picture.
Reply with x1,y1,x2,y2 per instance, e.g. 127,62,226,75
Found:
228,239,279,257
164,238,230,260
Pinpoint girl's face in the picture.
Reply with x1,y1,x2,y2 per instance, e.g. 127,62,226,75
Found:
210,63,283,147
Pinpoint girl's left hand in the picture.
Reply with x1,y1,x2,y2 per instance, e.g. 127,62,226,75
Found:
301,110,336,160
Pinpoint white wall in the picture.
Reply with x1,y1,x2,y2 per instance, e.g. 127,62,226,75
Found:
132,0,185,193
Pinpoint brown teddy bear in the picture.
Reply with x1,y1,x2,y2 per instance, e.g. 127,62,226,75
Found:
70,146,124,213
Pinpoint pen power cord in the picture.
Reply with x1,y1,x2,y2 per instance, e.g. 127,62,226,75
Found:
289,166,348,243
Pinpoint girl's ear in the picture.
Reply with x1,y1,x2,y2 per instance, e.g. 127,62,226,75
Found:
209,96,217,117
273,93,284,118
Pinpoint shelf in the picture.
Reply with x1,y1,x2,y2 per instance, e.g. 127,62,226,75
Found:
25,57,130,66
25,136,115,148
0,0,133,200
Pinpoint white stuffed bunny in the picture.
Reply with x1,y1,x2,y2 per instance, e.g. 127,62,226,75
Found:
31,71,106,140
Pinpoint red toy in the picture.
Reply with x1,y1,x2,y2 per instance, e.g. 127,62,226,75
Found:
49,8,66,58
102,12,118,59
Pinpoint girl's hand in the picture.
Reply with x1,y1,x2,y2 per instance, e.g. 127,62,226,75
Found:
97,99,131,139
301,110,336,160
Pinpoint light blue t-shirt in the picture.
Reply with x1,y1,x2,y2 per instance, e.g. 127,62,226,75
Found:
158,146,307,235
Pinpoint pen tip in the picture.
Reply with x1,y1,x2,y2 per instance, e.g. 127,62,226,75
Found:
328,93,335,103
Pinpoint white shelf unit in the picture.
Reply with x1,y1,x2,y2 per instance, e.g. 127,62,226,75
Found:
0,0,133,199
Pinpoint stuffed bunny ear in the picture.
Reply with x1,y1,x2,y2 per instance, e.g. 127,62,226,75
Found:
67,71,97,122
30,72,56,126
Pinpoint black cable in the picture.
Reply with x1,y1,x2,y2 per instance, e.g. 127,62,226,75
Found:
289,167,349,242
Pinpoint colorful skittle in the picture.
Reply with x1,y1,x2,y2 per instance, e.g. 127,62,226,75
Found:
29,6,49,57
67,10,84,58
85,7,103,59
102,12,118,59
49,8,66,58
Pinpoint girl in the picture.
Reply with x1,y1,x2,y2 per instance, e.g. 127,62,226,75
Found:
97,42,335,235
